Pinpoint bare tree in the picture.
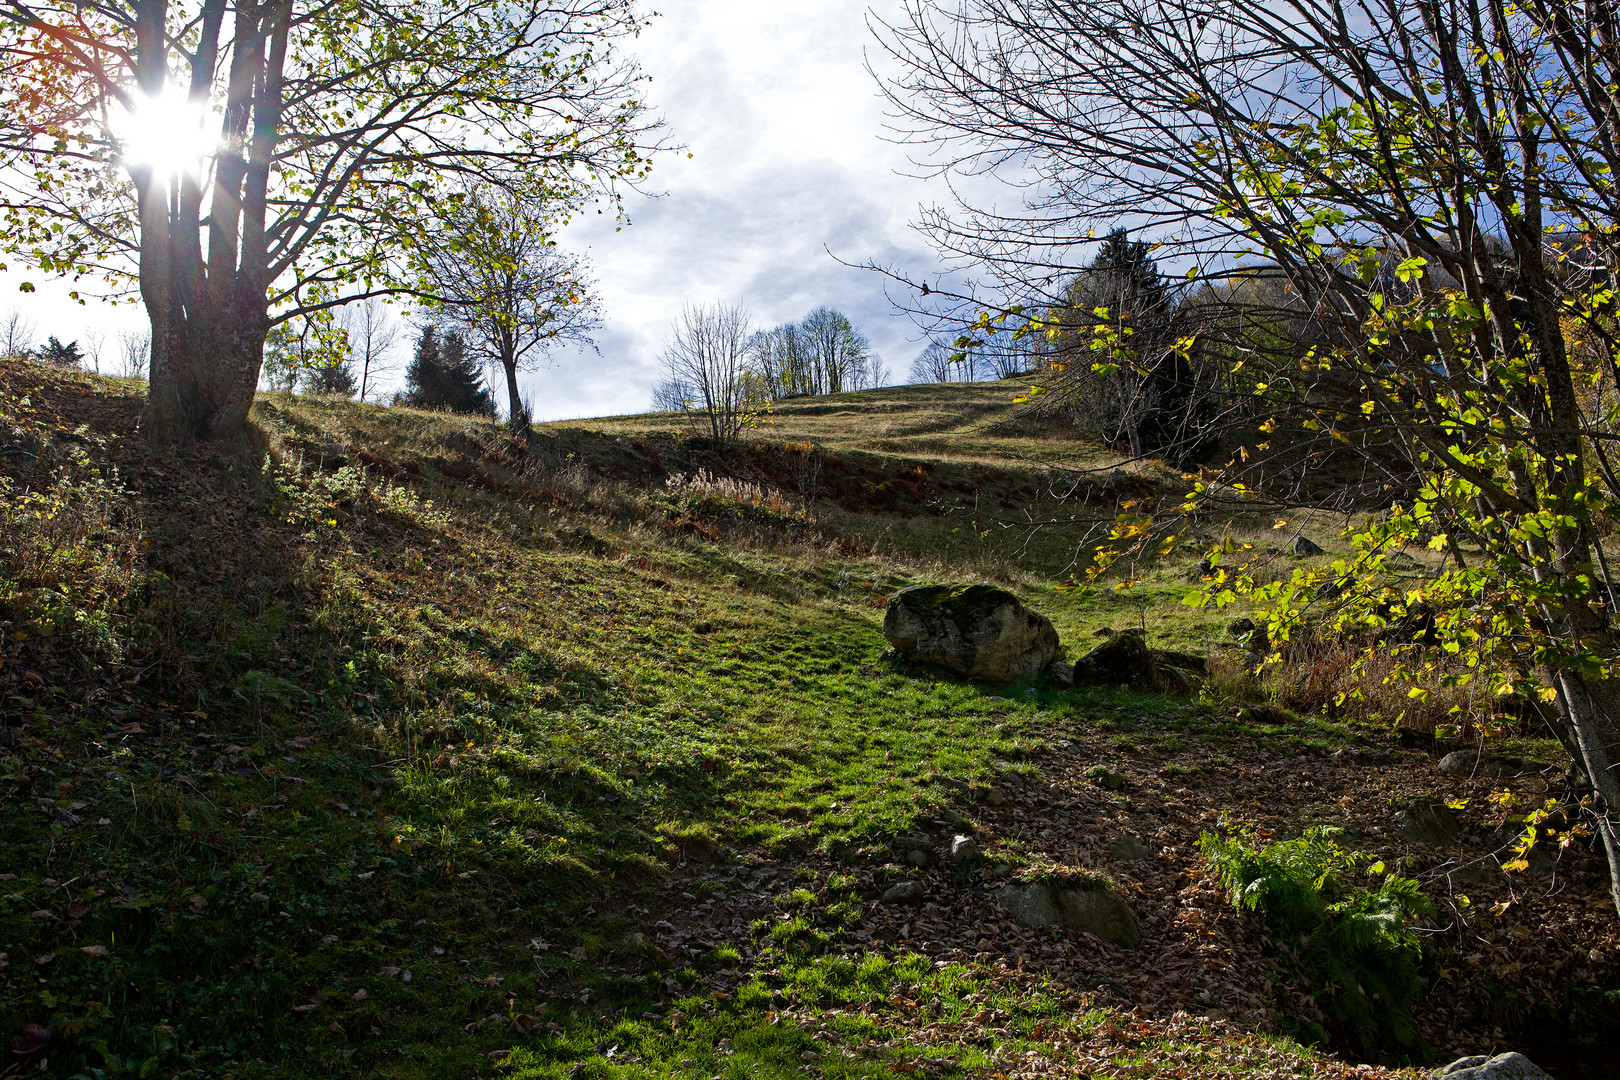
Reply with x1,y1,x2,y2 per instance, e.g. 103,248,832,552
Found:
909,341,957,383
342,298,400,404
801,307,875,393
650,378,694,413
119,329,151,379
657,304,764,445
869,352,891,389
81,329,105,374
750,308,880,398
976,326,1038,379
877,0,1620,916
1,308,35,359
425,186,601,434
749,323,814,400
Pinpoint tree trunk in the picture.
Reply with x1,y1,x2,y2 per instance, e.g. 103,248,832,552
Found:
145,284,267,443
132,0,278,445
1553,673,1620,917
502,358,528,436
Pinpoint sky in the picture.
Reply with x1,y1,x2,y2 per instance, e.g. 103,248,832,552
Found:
0,0,968,422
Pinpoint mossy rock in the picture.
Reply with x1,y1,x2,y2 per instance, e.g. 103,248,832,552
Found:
997,875,1141,948
883,583,1059,682
1071,630,1159,691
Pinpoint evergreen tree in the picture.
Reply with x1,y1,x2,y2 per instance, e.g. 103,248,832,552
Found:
402,325,446,406
304,354,358,397
401,325,495,415
440,330,496,416
1060,228,1200,460
35,335,84,367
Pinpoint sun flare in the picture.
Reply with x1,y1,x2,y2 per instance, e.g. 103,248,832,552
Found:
113,85,220,178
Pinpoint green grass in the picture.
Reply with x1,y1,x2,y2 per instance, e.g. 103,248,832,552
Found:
0,366,1078,1077
0,362,1560,1078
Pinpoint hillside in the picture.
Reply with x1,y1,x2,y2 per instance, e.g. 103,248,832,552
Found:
0,363,1615,1079
583,381,1113,468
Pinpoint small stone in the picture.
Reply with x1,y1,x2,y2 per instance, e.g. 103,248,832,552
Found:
950,835,981,863
1109,835,1152,861
979,786,1007,806
1438,750,1514,778
1047,660,1075,687
906,849,930,867
1236,704,1292,726
1446,865,1493,886
1156,665,1195,696
1434,1052,1554,1079
1395,796,1461,846
1086,766,1126,792
1071,631,1158,690
882,583,1060,682
998,878,1140,948
1294,536,1325,556
881,881,925,905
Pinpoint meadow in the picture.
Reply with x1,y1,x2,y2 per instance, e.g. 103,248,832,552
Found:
0,362,1612,1079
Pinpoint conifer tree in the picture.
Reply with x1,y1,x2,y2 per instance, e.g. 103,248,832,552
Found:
402,326,495,415
34,336,83,367
304,355,359,397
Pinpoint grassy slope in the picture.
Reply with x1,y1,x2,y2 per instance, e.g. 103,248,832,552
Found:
583,381,1106,466
0,364,1611,1079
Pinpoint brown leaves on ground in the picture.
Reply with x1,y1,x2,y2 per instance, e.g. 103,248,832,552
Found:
642,711,1616,1063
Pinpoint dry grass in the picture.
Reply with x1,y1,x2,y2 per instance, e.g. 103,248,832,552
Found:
578,380,1129,470
1206,630,1496,737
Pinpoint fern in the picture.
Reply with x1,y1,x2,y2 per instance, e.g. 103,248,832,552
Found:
1199,826,1432,1064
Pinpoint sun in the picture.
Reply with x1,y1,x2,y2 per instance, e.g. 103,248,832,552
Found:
113,85,220,179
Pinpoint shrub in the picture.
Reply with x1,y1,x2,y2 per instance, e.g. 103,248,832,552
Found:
1209,625,1496,737
1198,826,1432,1064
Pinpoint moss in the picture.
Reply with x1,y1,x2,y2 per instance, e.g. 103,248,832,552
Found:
1016,865,1115,891
893,583,1018,623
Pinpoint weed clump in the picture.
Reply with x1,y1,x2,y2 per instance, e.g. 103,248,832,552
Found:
654,470,809,540
1198,825,1432,1065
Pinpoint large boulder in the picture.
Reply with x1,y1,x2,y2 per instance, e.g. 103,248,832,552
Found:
998,877,1141,948
1070,630,1202,694
1071,630,1159,690
883,584,1059,682
1434,1053,1553,1080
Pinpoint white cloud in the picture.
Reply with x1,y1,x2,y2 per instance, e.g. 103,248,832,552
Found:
526,0,957,418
